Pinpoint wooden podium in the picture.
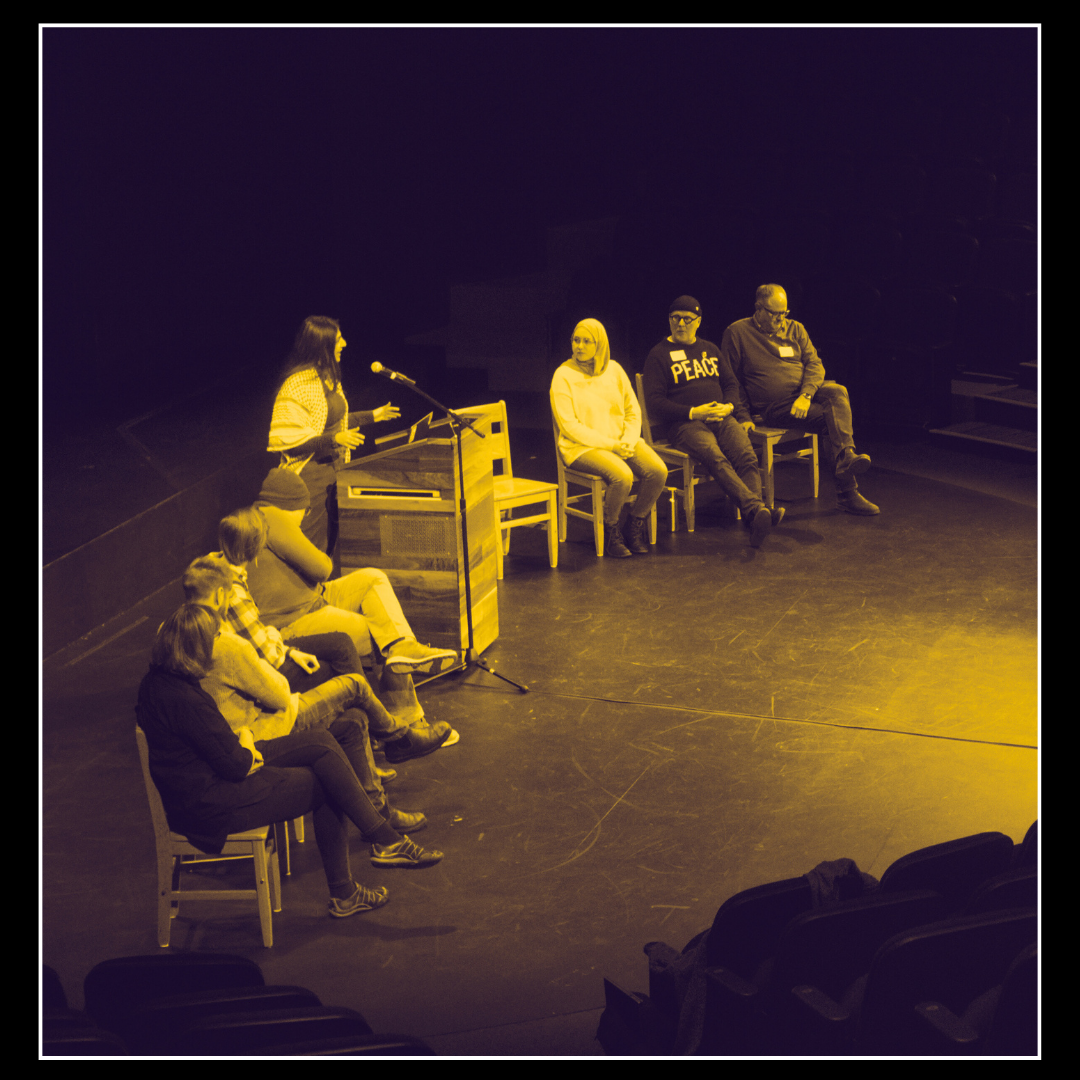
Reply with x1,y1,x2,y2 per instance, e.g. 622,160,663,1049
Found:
336,415,498,655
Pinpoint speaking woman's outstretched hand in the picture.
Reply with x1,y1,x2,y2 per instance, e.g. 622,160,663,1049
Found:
373,402,401,423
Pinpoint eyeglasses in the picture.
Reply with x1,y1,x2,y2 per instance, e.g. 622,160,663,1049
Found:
761,309,790,320
669,314,700,324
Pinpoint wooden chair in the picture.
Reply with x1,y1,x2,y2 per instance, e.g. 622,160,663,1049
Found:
454,401,558,580
552,416,658,557
634,373,819,529
635,373,715,533
135,726,282,948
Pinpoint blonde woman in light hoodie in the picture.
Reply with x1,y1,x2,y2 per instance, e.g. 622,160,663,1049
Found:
550,318,667,558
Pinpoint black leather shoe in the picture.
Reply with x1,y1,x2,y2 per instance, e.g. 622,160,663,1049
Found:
624,515,650,554
383,722,453,763
384,807,428,833
605,523,632,558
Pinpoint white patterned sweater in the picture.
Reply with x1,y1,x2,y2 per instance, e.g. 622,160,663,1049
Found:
267,368,350,472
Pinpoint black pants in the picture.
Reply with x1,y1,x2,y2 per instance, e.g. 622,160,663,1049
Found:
224,729,399,892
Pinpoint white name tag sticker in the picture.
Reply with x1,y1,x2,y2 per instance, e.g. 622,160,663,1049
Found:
777,346,796,357
670,350,687,361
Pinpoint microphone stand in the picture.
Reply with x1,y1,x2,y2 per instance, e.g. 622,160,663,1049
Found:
374,370,528,693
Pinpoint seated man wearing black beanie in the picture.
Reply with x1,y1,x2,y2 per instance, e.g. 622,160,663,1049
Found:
642,295,784,547
245,467,460,762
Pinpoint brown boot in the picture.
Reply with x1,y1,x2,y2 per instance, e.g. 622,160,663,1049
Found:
624,515,650,554
605,523,632,558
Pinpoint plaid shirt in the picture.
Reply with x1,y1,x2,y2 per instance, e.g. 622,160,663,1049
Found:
216,556,288,669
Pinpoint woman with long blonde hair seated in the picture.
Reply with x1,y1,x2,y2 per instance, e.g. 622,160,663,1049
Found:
550,318,667,557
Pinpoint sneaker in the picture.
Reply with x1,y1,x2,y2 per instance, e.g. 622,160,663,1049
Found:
383,721,453,764
749,506,773,548
384,639,459,676
328,883,389,918
385,807,427,833
605,523,632,558
370,836,444,868
624,515,650,554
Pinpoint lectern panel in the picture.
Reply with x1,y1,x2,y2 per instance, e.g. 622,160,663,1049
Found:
337,428,497,653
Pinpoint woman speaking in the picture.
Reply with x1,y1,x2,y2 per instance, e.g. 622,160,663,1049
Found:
268,316,401,554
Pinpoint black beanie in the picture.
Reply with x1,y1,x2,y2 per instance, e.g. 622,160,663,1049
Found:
257,468,311,510
669,295,701,317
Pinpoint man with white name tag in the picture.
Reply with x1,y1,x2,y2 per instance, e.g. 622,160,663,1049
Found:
643,295,783,547
721,284,879,515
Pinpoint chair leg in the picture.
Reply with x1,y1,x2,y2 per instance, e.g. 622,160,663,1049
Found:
685,481,696,533
546,492,558,568
667,488,677,533
810,435,819,497
293,816,305,843
252,840,274,948
648,503,657,544
761,439,776,509
157,852,175,947
269,838,282,915
593,481,605,556
495,527,505,580
276,820,290,877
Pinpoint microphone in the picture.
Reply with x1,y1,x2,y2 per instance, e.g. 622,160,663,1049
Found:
371,362,416,386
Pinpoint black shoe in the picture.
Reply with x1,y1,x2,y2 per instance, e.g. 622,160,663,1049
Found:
749,506,772,548
838,490,880,515
605,523,632,558
384,807,428,833
383,722,453,763
624,515,650,554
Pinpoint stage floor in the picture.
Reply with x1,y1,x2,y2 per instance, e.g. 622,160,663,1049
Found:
41,450,1038,1056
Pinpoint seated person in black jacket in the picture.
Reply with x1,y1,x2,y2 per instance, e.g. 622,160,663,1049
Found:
136,603,444,919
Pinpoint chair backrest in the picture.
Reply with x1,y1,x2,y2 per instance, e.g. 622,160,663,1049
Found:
858,908,1037,1055
454,401,511,480
705,876,813,973
135,725,173,845
770,888,946,1002
634,373,657,446
880,832,1015,910
84,952,265,1028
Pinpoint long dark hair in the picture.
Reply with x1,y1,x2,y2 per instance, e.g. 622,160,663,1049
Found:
281,315,342,390
151,603,220,679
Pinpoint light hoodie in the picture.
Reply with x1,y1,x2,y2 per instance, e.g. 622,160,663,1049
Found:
550,318,642,465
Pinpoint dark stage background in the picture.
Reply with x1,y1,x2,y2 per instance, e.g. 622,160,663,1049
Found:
44,26,1036,427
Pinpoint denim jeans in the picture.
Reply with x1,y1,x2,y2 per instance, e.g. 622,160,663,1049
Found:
671,415,765,517
570,440,669,524
759,382,858,491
